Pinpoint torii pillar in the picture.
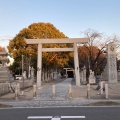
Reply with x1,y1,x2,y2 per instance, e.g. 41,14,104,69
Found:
74,43,80,86
37,43,42,87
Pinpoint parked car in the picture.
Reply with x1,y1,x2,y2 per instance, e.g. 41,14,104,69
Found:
15,75,22,80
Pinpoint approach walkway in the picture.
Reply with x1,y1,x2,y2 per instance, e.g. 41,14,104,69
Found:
0,78,120,107
36,78,72,101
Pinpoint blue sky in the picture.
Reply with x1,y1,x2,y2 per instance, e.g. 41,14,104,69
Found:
0,0,120,46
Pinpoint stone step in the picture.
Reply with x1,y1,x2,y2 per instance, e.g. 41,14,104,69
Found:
0,70,7,72
0,75,8,78
0,80,9,83
0,74,8,77
0,76,9,79
0,72,8,74
0,77,9,79
0,70,8,72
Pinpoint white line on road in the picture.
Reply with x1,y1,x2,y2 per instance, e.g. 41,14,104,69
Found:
27,116,86,119
28,116,52,119
61,116,86,118
51,118,60,120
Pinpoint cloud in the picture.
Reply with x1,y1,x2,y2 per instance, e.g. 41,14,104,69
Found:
0,36,14,40
0,36,14,47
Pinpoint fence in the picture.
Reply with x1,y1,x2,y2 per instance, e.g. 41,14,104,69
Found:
0,83,9,95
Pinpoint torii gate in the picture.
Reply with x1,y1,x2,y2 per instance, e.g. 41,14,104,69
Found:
25,38,88,88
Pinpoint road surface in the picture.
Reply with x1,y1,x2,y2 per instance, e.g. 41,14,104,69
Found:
0,107,120,120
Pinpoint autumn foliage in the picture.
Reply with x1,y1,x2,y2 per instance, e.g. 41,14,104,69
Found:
7,22,72,75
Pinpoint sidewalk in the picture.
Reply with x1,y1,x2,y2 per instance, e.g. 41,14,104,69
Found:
0,78,120,107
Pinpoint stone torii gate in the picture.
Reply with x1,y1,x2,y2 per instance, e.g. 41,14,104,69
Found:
25,38,88,88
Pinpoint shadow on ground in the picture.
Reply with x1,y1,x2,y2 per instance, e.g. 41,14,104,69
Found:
0,104,12,108
85,101,120,106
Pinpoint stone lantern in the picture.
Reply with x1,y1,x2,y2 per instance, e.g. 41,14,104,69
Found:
0,49,13,83
0,49,8,68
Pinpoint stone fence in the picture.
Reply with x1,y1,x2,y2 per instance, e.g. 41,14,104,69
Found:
17,80,34,89
0,83,9,96
10,80,34,91
117,71,120,81
0,80,34,96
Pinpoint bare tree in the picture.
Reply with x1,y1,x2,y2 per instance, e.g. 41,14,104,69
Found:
79,29,107,76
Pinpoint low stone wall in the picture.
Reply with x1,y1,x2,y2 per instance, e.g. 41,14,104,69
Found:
117,71,120,81
0,80,34,96
10,80,34,89
0,83,9,95
18,80,34,89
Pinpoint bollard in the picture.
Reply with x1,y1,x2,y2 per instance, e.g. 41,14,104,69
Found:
68,84,72,98
15,84,19,100
52,84,55,97
100,81,103,94
105,83,108,99
17,83,20,95
87,84,90,99
33,85,37,98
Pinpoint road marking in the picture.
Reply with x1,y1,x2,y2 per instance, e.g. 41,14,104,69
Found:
28,116,52,119
51,118,60,120
61,116,86,118
27,116,86,119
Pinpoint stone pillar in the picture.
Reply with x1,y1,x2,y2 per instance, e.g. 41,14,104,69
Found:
28,66,31,79
107,42,117,83
105,83,108,98
74,43,80,86
83,66,87,84
23,71,27,79
37,43,42,88
80,70,83,83
89,70,96,84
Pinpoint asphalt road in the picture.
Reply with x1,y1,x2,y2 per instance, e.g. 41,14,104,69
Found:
0,107,120,120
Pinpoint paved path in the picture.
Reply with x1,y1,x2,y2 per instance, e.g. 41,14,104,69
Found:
0,78,96,107
0,78,120,107
36,78,72,101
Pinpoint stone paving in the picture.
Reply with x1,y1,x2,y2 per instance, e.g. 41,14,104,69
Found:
0,78,120,107
36,78,71,101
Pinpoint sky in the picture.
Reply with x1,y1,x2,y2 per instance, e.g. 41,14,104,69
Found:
0,0,120,46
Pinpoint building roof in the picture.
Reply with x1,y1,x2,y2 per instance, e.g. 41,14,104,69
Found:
0,50,8,55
